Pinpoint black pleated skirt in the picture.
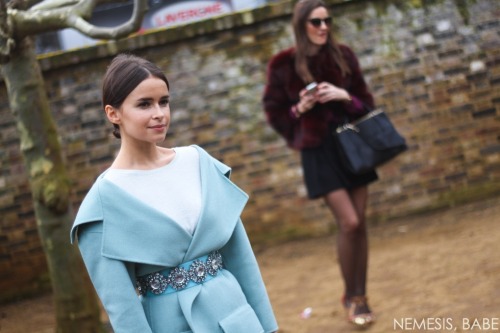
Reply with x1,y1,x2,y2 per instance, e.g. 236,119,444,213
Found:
300,126,378,199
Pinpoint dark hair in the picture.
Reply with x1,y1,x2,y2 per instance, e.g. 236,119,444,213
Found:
102,54,170,138
292,0,350,83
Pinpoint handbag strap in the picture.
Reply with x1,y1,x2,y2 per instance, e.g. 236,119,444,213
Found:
341,100,373,124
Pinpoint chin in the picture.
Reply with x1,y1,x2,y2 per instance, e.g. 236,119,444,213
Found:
154,137,167,144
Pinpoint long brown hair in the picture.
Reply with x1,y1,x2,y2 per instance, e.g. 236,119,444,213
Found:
292,0,351,83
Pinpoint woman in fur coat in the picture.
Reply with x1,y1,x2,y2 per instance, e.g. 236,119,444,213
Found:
262,0,376,328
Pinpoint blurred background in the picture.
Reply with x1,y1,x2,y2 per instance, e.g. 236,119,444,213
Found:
1,0,499,331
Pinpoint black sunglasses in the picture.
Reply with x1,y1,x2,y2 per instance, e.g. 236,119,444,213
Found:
308,17,332,28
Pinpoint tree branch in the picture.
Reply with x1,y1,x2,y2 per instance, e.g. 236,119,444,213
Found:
10,0,147,40
69,0,147,39
0,0,15,63
30,0,130,11
31,0,81,11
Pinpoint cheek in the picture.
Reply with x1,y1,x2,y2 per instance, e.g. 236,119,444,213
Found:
165,106,172,118
306,26,316,41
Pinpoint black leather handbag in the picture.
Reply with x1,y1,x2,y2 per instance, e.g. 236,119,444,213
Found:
334,108,407,174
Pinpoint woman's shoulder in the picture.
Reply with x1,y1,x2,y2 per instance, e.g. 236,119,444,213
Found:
268,47,295,67
186,145,218,165
189,145,232,178
338,43,359,60
186,144,207,157
174,145,199,156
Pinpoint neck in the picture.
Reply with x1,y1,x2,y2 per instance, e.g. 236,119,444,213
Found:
111,141,174,170
307,44,322,56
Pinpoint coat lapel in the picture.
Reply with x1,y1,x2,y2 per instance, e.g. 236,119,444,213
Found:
71,145,249,268
99,179,192,266
184,146,249,260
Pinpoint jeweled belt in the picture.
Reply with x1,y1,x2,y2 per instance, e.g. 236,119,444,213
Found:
136,251,223,296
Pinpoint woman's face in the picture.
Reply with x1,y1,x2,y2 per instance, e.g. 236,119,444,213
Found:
306,6,331,47
108,76,170,145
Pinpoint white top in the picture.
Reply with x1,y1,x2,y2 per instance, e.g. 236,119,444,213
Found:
103,146,202,235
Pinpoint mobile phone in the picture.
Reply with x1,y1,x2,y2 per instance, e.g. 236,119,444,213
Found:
305,82,318,94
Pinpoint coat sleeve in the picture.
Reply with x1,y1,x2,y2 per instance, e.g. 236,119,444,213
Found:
220,220,279,333
342,45,375,118
262,52,300,146
77,222,153,333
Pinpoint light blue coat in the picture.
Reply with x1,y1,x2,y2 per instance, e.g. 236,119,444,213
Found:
70,145,278,333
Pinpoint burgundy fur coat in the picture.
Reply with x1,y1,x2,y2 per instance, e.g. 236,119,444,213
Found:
262,44,375,150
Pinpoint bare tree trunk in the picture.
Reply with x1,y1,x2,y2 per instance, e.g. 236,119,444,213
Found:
1,36,107,333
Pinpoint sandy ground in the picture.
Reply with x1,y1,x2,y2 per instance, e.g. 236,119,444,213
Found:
1,196,499,333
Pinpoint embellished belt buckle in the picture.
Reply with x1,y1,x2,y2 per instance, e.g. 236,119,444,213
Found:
136,251,223,296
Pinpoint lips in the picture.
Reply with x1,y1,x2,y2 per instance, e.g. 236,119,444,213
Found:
149,124,166,130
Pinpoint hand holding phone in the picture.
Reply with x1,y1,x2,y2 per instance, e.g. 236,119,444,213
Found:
305,82,318,95
297,82,318,116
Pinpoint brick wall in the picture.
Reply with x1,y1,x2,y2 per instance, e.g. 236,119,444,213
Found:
0,0,499,300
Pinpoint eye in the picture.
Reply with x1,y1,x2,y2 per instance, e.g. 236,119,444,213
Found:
159,98,169,107
137,100,151,109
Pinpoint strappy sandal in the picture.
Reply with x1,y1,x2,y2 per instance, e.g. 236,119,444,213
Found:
345,295,375,328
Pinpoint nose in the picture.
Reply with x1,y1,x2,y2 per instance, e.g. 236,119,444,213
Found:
152,104,165,119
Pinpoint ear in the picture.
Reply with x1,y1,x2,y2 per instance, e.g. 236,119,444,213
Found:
105,105,121,124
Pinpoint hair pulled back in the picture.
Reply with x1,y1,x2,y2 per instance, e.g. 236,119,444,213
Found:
102,54,170,138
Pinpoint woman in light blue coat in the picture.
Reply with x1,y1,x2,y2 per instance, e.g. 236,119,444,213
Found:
70,54,278,333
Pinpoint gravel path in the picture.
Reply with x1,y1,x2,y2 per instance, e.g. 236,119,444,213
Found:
1,196,499,333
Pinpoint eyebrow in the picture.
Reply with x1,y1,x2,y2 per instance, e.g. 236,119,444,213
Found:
135,97,153,104
137,95,169,102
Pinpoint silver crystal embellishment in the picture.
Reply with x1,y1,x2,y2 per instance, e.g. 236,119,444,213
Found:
189,260,207,283
147,272,168,295
206,251,223,276
168,267,189,290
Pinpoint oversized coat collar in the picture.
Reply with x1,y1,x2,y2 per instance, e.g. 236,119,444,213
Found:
70,145,249,267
